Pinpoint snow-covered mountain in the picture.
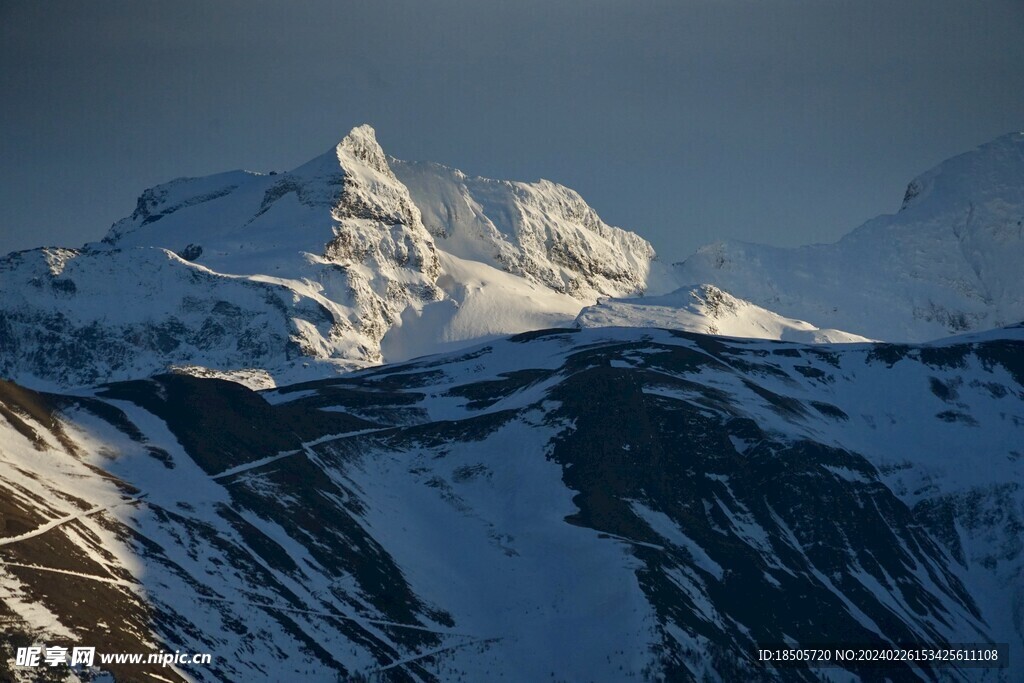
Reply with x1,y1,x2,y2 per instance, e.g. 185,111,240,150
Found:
1,325,1020,681
674,132,1024,341
391,158,655,300
576,284,871,343
4,127,1023,392
0,125,654,389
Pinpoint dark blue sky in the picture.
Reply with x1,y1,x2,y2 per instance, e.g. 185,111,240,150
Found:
2,0,1022,261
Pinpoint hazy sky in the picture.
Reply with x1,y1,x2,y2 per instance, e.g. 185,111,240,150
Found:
2,1,1023,262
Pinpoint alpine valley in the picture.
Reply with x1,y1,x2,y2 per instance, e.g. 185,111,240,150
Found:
0,126,1022,682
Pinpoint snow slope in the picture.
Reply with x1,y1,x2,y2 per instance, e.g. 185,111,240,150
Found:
674,132,1024,341
576,284,871,343
380,250,581,361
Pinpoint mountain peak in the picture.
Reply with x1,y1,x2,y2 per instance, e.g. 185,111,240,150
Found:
901,130,1024,211
337,123,390,175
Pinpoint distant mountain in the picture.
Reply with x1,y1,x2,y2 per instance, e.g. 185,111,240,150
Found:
673,132,1024,341
1,324,1020,681
0,126,654,389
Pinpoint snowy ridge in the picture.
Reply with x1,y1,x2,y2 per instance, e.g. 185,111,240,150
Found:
0,246,357,389
575,284,871,343
392,158,655,300
674,132,1024,341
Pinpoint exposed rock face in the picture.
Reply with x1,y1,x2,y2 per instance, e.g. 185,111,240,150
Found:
321,125,442,350
392,158,656,299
